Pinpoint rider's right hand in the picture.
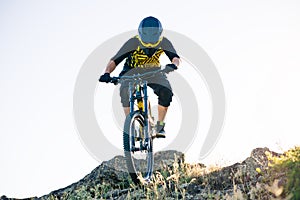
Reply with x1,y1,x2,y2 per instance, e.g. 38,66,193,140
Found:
99,73,111,83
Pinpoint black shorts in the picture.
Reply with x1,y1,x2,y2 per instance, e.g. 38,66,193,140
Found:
119,72,173,107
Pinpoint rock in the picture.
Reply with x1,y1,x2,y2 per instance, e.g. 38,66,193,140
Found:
250,147,281,167
154,150,185,171
2,147,292,200
0,196,38,200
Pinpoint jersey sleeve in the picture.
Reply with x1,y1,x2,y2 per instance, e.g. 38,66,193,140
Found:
161,37,180,61
111,37,139,65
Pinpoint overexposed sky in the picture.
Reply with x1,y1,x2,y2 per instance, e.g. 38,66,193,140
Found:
1,0,300,198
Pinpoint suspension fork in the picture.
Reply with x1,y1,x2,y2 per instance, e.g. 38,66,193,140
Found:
143,81,148,122
129,82,134,114
142,81,150,138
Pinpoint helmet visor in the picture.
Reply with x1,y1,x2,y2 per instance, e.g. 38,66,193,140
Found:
139,27,162,44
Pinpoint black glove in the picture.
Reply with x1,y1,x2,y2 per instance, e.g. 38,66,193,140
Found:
99,73,111,83
164,64,178,74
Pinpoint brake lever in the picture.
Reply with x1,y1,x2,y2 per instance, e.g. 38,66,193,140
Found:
110,77,120,85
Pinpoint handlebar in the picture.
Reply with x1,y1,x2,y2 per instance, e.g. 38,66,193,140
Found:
109,68,167,85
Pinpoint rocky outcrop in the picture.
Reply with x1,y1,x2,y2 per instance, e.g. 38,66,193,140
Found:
37,150,184,199
1,148,283,200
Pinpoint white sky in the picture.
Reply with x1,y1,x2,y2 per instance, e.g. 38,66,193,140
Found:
1,0,300,198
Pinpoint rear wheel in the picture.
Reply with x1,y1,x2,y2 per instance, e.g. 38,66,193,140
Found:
123,111,153,184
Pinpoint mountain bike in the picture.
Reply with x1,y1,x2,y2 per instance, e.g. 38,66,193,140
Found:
109,68,170,184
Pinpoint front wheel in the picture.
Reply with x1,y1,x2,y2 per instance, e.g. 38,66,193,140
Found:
123,111,153,184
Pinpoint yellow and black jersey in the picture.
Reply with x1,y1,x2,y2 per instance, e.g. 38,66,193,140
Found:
111,35,179,75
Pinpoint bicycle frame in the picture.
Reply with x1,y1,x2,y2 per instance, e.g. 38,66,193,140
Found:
114,69,164,139
129,80,150,132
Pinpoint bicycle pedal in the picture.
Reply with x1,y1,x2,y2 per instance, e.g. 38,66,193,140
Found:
151,133,166,139
155,133,166,138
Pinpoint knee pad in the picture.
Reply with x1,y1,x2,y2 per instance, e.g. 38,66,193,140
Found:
158,87,173,107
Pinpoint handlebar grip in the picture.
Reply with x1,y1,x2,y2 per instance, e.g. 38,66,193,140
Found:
110,77,120,85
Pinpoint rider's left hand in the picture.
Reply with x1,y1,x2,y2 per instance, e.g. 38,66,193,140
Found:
164,64,178,74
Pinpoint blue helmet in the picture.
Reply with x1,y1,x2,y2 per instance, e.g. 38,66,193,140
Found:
138,16,163,47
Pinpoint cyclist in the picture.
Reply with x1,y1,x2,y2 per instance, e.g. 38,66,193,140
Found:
99,16,181,138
